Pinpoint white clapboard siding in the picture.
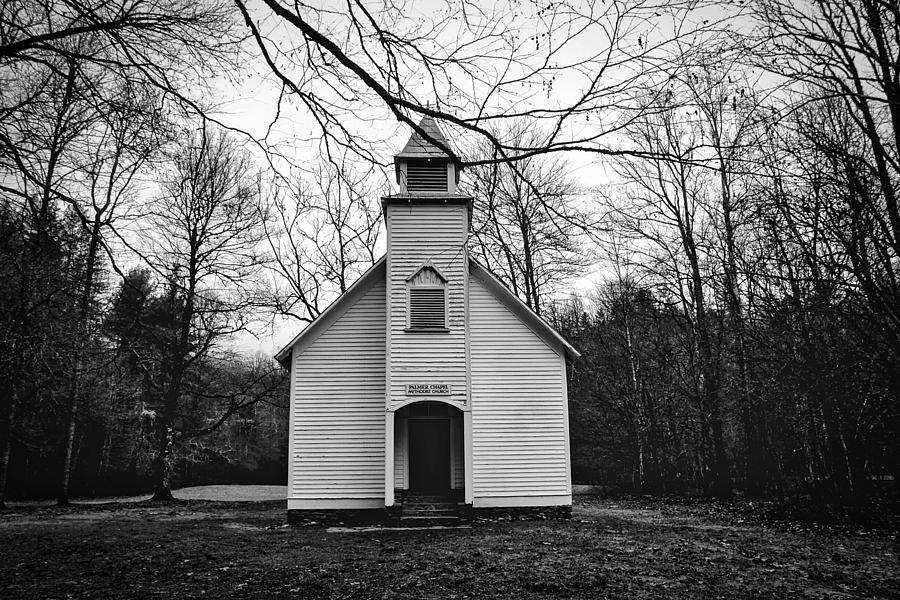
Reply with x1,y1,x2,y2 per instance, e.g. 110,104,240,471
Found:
394,417,408,489
451,415,464,489
291,279,385,500
387,204,468,405
469,274,570,501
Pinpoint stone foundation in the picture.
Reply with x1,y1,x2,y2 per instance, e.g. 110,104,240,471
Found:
287,503,571,526
287,506,401,527
468,504,572,521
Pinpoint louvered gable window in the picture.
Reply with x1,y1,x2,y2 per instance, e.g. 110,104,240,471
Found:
409,289,445,328
406,160,447,192
407,265,447,330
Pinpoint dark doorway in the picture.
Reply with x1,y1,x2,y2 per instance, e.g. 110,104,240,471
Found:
408,418,451,493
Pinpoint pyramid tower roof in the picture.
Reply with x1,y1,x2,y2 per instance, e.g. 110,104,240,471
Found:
395,115,458,162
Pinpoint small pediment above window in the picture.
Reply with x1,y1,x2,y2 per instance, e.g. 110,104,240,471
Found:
406,264,447,287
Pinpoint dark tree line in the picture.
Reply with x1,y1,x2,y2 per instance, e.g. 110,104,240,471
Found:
0,0,287,505
0,126,288,504
0,0,897,508
546,1,899,503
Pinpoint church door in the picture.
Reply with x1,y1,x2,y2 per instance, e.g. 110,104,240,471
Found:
408,418,451,493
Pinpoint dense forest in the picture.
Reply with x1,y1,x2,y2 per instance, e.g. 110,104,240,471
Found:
1,0,897,506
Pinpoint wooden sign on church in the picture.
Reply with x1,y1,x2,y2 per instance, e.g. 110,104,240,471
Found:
406,383,451,396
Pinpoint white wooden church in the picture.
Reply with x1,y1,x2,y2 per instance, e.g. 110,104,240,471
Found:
275,117,579,524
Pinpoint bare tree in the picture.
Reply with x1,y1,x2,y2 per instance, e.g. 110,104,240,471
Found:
595,237,664,491
678,53,769,493
466,120,590,315
0,54,98,507
739,0,900,498
140,126,268,501
749,0,900,353
0,0,241,114
262,159,383,324
0,0,243,504
56,84,169,504
0,34,172,503
604,94,731,496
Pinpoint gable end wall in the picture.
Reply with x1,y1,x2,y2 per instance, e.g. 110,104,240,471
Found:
469,274,572,507
288,278,386,508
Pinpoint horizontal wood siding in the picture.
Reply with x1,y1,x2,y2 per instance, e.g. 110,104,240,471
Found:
291,279,386,500
387,204,468,405
451,415,464,489
469,275,569,500
394,417,408,489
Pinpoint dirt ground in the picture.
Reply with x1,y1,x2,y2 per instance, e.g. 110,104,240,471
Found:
1,495,897,599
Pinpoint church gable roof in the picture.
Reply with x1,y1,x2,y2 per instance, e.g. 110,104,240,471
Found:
274,257,386,368
274,254,580,367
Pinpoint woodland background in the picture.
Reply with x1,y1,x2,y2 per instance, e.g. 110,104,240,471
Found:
0,0,897,508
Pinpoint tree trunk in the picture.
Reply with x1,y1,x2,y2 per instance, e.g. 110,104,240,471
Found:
0,394,16,509
129,418,145,477
819,391,854,502
149,253,198,501
150,413,175,502
687,238,730,497
58,219,102,505
642,389,662,493
719,165,760,495
97,425,112,485
57,402,77,505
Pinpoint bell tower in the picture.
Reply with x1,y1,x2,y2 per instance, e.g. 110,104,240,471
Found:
393,116,461,195
382,117,473,506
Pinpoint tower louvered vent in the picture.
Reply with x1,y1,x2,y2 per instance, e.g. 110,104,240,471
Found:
407,161,447,192
409,288,446,328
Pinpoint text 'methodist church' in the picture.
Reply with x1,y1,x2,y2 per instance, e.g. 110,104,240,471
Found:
275,117,579,524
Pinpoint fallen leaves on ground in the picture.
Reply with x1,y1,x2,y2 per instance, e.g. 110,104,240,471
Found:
0,497,896,599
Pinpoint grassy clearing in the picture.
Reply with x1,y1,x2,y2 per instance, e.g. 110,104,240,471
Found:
6,484,289,506
1,496,896,599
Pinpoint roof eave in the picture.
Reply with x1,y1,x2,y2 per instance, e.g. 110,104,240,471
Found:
273,257,387,368
468,258,581,361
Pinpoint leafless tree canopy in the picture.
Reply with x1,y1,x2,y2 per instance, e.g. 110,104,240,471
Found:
262,158,383,324
234,0,733,166
466,120,590,315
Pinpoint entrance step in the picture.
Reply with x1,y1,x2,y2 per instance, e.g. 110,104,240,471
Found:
402,508,459,517
403,494,454,501
399,515,463,526
398,492,468,525
402,502,458,509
